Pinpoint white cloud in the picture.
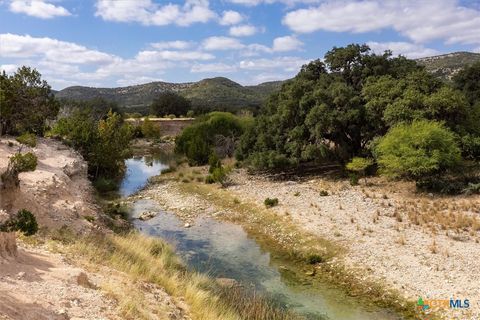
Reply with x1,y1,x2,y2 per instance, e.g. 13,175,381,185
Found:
283,0,480,47
136,50,214,61
202,36,244,50
367,41,440,59
0,33,116,64
219,10,243,25
229,25,257,37
95,0,216,26
228,0,321,6
272,35,303,52
239,56,308,72
150,40,194,50
191,63,237,73
0,64,18,74
9,0,71,19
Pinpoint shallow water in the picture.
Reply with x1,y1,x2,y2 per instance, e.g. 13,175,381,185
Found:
119,152,170,197
122,156,402,320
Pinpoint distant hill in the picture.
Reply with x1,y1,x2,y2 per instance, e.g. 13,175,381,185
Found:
55,77,285,113
416,51,480,80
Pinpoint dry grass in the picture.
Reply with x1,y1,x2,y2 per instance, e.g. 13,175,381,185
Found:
62,232,299,320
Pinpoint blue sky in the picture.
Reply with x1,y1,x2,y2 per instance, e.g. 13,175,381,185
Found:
1,0,480,89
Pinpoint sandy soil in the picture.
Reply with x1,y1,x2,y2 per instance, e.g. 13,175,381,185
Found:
0,137,101,233
139,169,480,320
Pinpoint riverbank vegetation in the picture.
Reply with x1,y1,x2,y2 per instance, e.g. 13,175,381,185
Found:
172,44,480,194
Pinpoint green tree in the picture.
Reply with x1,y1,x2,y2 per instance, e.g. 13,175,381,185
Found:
175,112,247,165
236,44,421,169
150,92,191,117
0,209,38,236
52,110,132,178
0,67,59,135
346,157,373,184
374,120,461,180
453,61,480,105
141,117,161,138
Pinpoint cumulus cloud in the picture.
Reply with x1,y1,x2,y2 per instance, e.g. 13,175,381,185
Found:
202,36,245,50
0,33,116,64
239,56,308,72
283,0,480,47
219,10,243,25
367,41,440,59
228,0,321,6
9,0,71,19
150,41,194,50
136,50,214,61
272,35,303,52
95,0,216,26
229,25,258,37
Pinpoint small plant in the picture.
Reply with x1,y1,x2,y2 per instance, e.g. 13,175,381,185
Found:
93,177,118,193
181,178,190,183
233,198,240,204
7,141,14,147
0,209,38,236
264,197,279,208
349,173,359,186
84,215,95,222
1,152,38,188
319,190,329,196
306,254,324,264
16,132,37,147
346,157,373,184
463,182,480,195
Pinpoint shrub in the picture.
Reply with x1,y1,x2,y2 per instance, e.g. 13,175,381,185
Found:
415,175,480,195
141,117,161,139
1,152,38,188
306,254,324,264
16,132,37,147
349,173,359,186
0,209,38,236
319,190,329,196
175,112,247,165
346,157,373,184
264,198,279,208
463,182,480,195
375,120,461,180
9,152,37,172
93,177,118,193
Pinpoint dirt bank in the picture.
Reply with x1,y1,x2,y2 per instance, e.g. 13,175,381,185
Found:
0,137,101,233
138,167,480,320
0,137,190,320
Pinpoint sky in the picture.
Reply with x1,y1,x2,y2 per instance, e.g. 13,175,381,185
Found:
1,0,480,90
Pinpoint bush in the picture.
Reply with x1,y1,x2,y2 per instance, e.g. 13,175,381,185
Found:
416,175,480,194
9,152,37,172
52,110,132,179
1,152,38,188
375,120,461,180
346,157,373,183
463,182,480,195
0,209,38,236
141,117,161,139
150,92,191,117
306,254,324,264
319,190,329,196
93,177,118,193
16,132,37,147
264,198,279,208
175,112,247,165
349,173,359,186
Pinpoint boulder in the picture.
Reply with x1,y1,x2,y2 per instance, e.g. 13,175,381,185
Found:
138,211,157,221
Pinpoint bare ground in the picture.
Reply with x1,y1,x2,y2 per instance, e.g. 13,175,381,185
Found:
137,168,480,320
